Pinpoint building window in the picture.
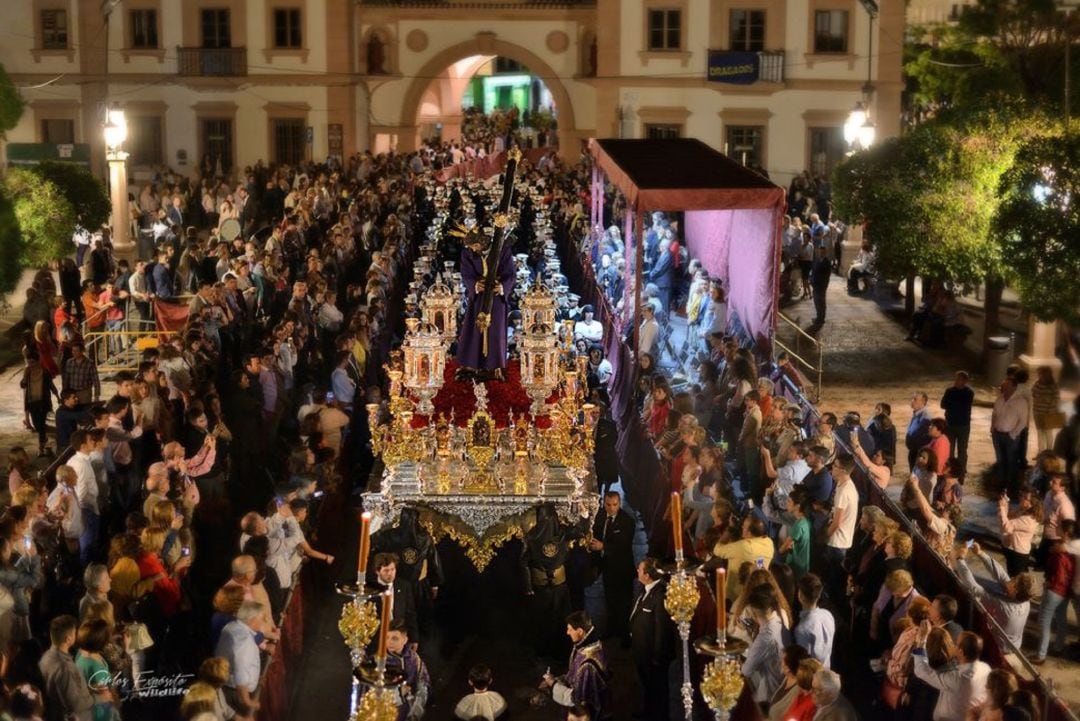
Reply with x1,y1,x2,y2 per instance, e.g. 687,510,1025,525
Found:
130,9,158,49
129,116,163,166
729,10,765,52
809,127,845,177
272,8,302,49
726,125,764,168
202,118,233,172
813,10,848,53
40,118,75,144
645,123,681,139
647,9,682,51
201,8,231,48
40,9,69,50
272,118,306,165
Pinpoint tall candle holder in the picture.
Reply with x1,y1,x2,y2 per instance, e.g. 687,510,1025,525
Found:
352,591,402,721
693,566,748,658
664,491,700,721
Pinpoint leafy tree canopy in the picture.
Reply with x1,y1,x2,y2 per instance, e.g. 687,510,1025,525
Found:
905,0,1079,117
0,63,23,137
832,104,1054,283
994,132,1080,324
4,168,76,270
0,190,20,295
34,161,110,230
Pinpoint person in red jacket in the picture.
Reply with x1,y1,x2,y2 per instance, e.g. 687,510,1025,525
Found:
136,527,191,618
1034,519,1076,664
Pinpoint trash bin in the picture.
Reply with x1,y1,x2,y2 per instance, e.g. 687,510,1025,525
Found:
985,336,1012,387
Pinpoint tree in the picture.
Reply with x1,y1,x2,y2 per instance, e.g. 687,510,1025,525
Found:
0,190,20,295
905,0,1078,118
994,133,1080,324
832,106,1053,341
34,161,110,230
0,63,24,137
4,168,76,269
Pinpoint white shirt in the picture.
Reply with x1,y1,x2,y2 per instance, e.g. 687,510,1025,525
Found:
47,484,84,539
67,451,99,514
574,319,604,344
639,318,659,357
913,654,990,721
991,392,1028,439
827,478,859,549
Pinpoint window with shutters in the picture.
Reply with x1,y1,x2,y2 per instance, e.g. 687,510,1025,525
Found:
729,10,765,51
130,9,159,48
273,8,302,49
130,116,164,166
647,9,682,51
40,118,75,144
41,9,69,49
272,118,306,165
644,124,682,140
813,9,848,53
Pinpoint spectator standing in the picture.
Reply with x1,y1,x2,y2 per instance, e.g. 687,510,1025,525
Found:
793,574,834,668
39,615,94,721
954,542,1032,650
1033,520,1075,664
1039,461,1075,562
62,343,100,406
940,372,974,482
215,600,264,718
906,392,932,473
997,486,1042,576
912,625,990,721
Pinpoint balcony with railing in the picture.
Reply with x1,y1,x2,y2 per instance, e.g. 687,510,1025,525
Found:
707,49,785,84
177,47,247,76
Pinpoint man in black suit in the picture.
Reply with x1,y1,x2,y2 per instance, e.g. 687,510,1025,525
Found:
589,492,636,641
368,552,419,645
629,557,674,720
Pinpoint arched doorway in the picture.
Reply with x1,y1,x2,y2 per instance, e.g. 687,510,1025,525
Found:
416,55,558,147
398,38,579,158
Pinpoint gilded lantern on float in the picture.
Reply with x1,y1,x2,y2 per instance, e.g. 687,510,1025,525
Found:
422,274,457,345
402,318,445,416
521,276,557,333
520,327,560,416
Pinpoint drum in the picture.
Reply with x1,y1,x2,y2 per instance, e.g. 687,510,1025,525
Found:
219,217,241,241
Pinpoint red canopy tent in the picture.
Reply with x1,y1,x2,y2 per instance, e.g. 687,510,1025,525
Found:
588,138,786,353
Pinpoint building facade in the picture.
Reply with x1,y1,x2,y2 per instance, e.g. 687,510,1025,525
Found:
1,0,903,188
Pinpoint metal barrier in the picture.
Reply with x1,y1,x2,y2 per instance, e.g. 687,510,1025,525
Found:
83,327,178,373
774,311,823,402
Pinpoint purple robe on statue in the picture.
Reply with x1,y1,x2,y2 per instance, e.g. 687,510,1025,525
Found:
456,242,515,370
556,630,611,719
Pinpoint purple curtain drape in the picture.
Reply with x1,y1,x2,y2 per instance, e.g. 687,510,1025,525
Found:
685,208,778,350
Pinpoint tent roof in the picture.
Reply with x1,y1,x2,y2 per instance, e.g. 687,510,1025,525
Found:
589,138,785,211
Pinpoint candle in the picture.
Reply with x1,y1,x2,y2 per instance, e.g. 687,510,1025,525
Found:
376,590,393,660
716,568,727,635
358,512,371,576
671,492,683,557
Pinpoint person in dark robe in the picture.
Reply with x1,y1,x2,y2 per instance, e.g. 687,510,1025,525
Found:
379,620,430,721
541,610,612,720
369,508,443,637
456,230,515,374
522,502,586,662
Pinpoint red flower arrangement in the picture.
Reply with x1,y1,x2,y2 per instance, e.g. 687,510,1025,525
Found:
409,360,559,429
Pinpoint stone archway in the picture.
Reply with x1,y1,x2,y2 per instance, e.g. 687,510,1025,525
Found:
398,35,578,158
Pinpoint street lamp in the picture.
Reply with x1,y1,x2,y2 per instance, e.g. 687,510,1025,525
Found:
844,102,867,145
103,105,132,251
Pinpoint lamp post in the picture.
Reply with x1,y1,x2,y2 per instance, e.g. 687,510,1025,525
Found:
103,105,132,251
845,0,879,152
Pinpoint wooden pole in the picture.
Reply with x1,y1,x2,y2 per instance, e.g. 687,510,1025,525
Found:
633,208,645,357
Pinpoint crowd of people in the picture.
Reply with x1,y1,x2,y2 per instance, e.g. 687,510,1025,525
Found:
7,142,473,720
4,131,1078,721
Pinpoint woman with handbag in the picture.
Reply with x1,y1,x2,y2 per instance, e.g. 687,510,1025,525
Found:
879,596,931,715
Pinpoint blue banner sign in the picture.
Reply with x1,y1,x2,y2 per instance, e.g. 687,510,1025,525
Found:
707,51,760,85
